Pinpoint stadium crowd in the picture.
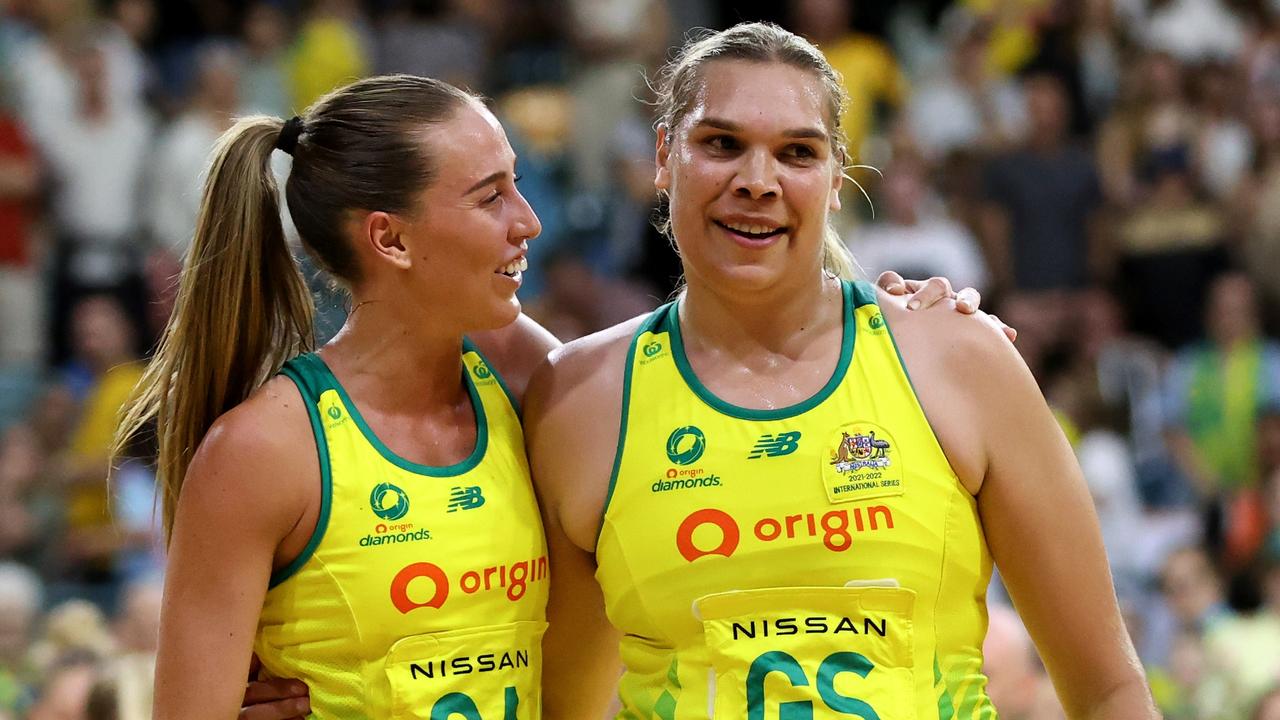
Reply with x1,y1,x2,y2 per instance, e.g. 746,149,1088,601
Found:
0,0,1279,718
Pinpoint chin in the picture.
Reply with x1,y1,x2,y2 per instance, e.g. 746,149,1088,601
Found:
477,296,522,330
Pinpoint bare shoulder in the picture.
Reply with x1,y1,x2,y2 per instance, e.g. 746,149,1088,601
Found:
535,314,645,400
179,375,316,542
467,313,561,403
877,289,1028,493
526,314,649,551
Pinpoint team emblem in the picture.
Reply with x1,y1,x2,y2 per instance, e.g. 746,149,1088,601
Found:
830,431,891,472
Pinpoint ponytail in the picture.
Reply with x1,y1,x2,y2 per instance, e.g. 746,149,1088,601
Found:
114,116,315,539
821,225,858,280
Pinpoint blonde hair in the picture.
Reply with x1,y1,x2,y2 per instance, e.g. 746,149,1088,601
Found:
113,75,474,539
652,22,857,280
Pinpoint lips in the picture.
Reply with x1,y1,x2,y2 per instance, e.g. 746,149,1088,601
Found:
714,219,788,240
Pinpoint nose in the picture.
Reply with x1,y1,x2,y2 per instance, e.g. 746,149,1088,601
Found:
733,149,780,200
512,188,542,243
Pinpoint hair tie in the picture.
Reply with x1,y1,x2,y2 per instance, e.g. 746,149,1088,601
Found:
276,116,305,155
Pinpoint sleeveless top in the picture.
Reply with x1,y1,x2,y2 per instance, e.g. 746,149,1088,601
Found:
255,345,548,719
596,280,996,719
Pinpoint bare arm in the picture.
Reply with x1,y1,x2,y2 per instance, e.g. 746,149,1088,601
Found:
964,324,1155,719
886,297,1154,719
155,384,315,720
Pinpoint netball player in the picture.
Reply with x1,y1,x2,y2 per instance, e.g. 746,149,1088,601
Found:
116,76,558,719
526,23,1157,720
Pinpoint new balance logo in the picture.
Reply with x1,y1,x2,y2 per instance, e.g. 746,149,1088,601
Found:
748,431,802,459
447,486,486,512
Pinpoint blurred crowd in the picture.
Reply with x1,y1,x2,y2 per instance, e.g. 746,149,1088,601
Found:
0,0,1279,718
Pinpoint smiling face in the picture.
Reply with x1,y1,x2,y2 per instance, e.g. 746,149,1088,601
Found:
656,60,842,294
389,101,541,331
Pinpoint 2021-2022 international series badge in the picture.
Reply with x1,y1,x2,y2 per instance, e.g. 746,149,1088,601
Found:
821,421,905,504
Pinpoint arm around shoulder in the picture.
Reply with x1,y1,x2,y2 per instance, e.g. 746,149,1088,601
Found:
154,379,317,720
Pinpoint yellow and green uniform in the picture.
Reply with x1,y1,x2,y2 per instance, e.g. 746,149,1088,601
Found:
256,344,548,720
596,280,996,719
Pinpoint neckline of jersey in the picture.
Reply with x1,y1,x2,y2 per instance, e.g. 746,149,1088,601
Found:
665,279,857,421
307,351,489,477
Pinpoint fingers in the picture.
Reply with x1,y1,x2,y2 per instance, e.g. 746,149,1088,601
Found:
955,287,981,314
875,271,907,294
238,696,311,720
989,314,1018,343
242,678,309,707
905,276,953,310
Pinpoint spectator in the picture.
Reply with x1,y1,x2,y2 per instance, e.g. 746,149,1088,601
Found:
51,296,144,608
565,0,667,188
849,156,989,293
1164,274,1280,534
1239,95,1280,329
1097,50,1199,207
790,0,908,160
905,14,1027,161
1200,544,1280,718
1153,546,1234,658
0,424,41,560
0,91,40,373
27,602,114,677
982,602,1045,719
375,0,491,90
980,71,1102,297
1191,61,1252,202
238,2,289,117
1115,145,1230,349
104,578,158,720
0,562,41,716
36,38,152,366
287,0,371,112
145,42,242,330
25,652,100,720
1076,288,1190,508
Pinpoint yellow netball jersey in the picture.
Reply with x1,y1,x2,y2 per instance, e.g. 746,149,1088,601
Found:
596,280,996,720
255,344,548,720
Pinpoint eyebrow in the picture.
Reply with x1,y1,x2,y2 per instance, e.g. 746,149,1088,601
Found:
693,117,828,140
464,171,507,196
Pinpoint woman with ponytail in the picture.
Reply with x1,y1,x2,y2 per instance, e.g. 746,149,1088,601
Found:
117,75,558,719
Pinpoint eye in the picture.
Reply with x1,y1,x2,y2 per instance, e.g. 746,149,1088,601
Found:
513,172,523,183
482,189,503,206
785,144,818,160
705,135,739,152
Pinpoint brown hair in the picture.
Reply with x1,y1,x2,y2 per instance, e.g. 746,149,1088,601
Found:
652,22,857,279
115,75,474,538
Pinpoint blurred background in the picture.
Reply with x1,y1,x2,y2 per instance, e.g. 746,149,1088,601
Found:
1,0,1279,718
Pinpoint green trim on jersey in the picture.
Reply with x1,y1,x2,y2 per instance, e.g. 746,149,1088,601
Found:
597,312,666,548
463,336,522,417
666,280,856,420
309,353,489,476
270,354,335,589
